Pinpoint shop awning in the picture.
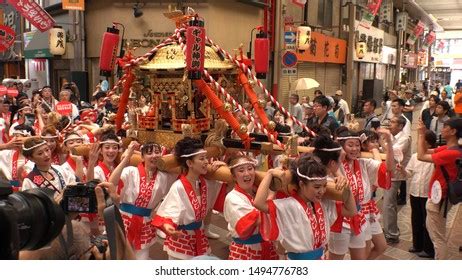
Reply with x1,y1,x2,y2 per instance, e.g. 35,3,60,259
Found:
23,30,53,59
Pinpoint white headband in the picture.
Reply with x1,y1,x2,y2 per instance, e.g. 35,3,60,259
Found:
63,134,83,143
180,149,207,158
319,147,342,152
100,140,121,146
41,134,59,139
359,133,368,143
296,168,327,181
336,136,360,141
229,159,258,169
23,140,47,151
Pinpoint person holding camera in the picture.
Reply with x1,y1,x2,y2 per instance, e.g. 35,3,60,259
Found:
152,137,226,260
8,104,35,137
21,138,76,193
417,117,462,259
108,141,177,259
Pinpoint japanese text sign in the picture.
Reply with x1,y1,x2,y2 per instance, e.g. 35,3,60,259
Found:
7,0,55,32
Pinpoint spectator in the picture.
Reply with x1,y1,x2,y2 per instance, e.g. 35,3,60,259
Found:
430,101,451,143
314,89,323,97
307,95,339,135
289,93,303,134
421,95,440,129
455,79,462,90
363,99,380,130
302,102,314,125
443,82,453,99
403,90,416,123
383,116,411,244
41,86,58,112
381,90,398,124
264,101,275,120
440,90,453,108
401,130,436,259
417,117,462,259
334,90,350,117
454,89,462,117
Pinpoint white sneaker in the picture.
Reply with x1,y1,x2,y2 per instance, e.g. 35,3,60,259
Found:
156,229,166,239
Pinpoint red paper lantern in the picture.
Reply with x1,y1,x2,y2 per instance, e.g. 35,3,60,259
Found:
254,30,269,79
99,25,120,76
186,17,206,80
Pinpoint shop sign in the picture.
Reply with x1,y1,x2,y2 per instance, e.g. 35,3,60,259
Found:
359,0,382,30
62,0,85,11
380,46,396,65
354,20,384,63
7,0,55,32
126,30,172,49
406,20,425,45
282,68,297,76
291,0,307,8
0,25,15,52
417,51,428,67
402,51,417,69
296,31,346,64
0,5,21,61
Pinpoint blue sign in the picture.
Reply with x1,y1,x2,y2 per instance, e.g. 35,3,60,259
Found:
284,31,296,44
282,51,298,68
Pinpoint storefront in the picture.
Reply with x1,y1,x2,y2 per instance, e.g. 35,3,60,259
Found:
85,0,263,92
0,5,25,80
401,51,418,83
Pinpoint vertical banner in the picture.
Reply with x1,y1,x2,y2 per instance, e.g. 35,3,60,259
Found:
406,21,425,45
422,31,436,50
7,0,55,32
359,0,383,29
0,25,15,52
62,0,85,11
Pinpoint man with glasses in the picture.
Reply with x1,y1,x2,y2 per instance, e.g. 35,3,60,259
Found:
307,95,339,135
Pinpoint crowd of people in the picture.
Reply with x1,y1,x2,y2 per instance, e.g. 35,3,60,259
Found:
1,80,461,260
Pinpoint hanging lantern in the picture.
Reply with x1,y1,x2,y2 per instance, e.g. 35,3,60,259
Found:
186,17,206,80
297,25,311,51
254,30,269,79
49,26,66,55
99,25,120,76
422,31,436,50
356,41,366,59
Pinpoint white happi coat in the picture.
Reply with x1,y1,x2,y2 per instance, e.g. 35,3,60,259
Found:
22,164,76,192
267,197,337,254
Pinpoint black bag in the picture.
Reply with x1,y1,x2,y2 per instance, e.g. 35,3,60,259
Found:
440,158,462,205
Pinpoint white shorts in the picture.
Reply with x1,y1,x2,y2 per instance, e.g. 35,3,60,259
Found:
365,218,383,241
328,229,367,255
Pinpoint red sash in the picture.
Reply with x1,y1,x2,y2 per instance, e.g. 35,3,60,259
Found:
126,164,157,249
179,174,208,255
98,161,112,181
331,160,366,235
12,150,20,180
291,192,326,249
235,185,273,259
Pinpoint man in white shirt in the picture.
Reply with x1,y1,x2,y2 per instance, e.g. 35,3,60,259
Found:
383,116,411,244
334,90,350,116
389,99,411,136
289,93,303,134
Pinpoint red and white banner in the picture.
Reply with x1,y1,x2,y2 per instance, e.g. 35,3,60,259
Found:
0,25,15,52
7,0,55,32
406,20,425,45
359,0,383,29
422,31,436,50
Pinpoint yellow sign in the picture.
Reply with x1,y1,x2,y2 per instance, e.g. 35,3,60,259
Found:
62,0,85,11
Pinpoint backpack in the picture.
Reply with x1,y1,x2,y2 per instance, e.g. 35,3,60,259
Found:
440,151,462,206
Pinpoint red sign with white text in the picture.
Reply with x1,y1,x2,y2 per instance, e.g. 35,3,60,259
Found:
0,25,15,52
56,101,73,117
7,0,55,32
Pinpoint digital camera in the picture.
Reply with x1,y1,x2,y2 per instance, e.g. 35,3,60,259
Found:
0,181,65,259
61,179,107,213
